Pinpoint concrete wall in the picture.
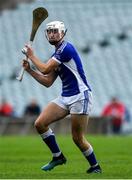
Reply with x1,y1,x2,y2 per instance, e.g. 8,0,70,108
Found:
0,115,110,135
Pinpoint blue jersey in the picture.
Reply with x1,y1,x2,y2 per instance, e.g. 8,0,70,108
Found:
52,41,91,97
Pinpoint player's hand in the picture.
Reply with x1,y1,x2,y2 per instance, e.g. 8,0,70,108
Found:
22,44,34,59
22,59,31,71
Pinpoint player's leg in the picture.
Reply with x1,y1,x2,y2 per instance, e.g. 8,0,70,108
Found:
34,102,69,171
35,102,68,133
69,91,102,174
71,114,101,173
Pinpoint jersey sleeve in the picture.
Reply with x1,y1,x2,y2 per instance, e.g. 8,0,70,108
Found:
52,43,74,64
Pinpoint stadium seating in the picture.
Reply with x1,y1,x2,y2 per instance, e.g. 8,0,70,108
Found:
0,0,132,119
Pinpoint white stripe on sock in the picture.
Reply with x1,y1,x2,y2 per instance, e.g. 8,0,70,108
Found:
53,152,62,157
40,128,54,139
82,145,93,157
92,163,98,168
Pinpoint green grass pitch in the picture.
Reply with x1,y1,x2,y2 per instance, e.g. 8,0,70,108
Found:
0,135,132,179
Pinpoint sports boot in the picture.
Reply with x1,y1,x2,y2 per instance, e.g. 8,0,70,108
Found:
87,165,102,174
41,153,67,171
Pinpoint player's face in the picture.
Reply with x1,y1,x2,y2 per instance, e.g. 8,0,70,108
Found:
46,28,63,45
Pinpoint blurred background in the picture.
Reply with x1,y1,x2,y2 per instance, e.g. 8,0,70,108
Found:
0,0,132,135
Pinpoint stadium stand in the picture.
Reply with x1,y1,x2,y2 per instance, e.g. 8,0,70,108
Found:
0,0,34,11
0,0,132,125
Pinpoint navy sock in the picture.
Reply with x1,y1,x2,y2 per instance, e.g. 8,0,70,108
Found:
41,128,61,157
83,146,98,167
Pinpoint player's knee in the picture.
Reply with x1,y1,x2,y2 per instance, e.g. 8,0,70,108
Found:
34,118,49,134
34,118,46,130
34,120,41,130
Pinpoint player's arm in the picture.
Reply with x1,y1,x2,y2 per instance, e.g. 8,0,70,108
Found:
31,56,58,74
22,60,58,87
24,45,59,74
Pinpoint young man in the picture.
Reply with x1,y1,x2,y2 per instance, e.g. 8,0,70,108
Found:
22,21,102,173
